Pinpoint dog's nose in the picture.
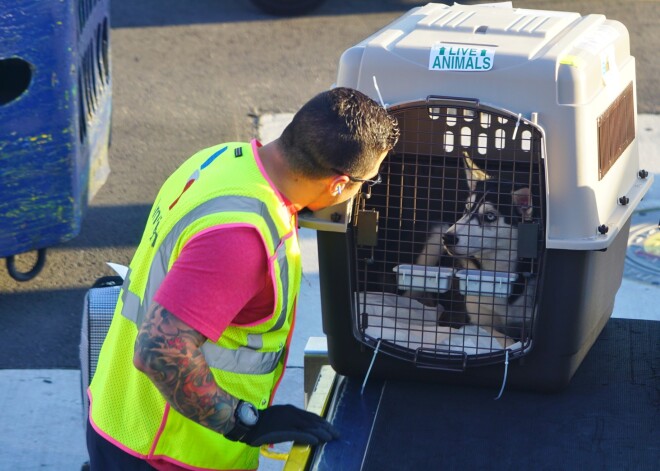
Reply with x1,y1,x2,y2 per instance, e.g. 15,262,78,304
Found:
442,233,458,246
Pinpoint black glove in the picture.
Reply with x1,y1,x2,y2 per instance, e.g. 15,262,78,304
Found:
238,404,339,446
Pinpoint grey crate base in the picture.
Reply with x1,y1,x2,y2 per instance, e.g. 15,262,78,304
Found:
319,217,631,392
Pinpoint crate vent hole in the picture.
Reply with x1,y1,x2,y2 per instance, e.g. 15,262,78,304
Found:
495,128,506,149
478,133,488,154
444,130,454,152
0,58,32,105
480,112,491,128
461,126,472,147
521,130,532,151
447,107,457,126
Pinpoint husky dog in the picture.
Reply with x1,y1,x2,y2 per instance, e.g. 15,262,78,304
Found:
416,154,537,342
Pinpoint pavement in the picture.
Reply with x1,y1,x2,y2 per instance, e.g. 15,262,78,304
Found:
0,114,658,471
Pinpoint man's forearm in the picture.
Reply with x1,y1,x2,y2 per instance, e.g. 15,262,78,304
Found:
133,302,238,435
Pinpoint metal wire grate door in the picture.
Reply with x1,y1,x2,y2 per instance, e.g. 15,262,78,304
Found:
351,97,546,369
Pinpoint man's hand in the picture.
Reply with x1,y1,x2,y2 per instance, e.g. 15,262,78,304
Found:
230,404,340,446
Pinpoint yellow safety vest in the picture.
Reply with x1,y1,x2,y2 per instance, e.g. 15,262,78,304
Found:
89,141,302,470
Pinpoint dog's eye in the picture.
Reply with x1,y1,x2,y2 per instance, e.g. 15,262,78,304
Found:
483,211,498,223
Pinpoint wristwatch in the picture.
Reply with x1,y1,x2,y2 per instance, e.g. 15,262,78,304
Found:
224,400,259,442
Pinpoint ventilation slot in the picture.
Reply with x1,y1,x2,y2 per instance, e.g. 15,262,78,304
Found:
77,15,110,143
78,0,101,34
597,82,635,180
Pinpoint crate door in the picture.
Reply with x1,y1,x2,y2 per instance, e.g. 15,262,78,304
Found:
352,98,546,368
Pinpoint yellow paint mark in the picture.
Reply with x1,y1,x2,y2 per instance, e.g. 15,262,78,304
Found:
260,446,288,461
560,55,584,68
643,232,660,256
283,367,337,471
27,134,52,143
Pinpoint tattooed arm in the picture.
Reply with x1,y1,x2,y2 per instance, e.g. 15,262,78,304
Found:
133,302,238,435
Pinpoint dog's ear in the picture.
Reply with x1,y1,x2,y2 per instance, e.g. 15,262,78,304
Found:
512,187,533,220
462,151,489,192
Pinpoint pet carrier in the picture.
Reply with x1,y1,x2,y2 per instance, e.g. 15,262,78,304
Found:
0,0,112,281
299,3,653,391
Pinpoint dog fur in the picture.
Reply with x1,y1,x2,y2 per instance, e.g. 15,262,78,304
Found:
414,154,537,343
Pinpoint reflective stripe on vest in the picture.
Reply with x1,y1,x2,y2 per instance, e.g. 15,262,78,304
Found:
120,194,290,376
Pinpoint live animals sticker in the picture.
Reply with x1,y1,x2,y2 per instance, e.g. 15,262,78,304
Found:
429,43,495,71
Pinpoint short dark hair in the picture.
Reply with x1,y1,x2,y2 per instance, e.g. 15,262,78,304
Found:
280,87,399,180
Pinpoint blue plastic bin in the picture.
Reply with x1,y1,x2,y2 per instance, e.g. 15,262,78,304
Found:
0,0,112,279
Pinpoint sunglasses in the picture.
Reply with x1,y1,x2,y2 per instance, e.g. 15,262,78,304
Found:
331,168,382,187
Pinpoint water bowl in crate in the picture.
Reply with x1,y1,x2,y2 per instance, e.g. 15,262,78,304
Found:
393,264,454,293
456,269,518,298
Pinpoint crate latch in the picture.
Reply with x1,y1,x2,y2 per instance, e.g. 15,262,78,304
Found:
355,209,379,247
517,223,539,259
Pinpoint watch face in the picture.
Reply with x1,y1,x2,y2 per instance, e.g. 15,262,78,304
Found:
237,402,259,426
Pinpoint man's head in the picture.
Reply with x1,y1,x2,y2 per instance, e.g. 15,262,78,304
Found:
279,87,399,208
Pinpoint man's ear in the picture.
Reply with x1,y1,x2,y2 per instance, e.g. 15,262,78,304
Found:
329,175,349,195
513,187,533,219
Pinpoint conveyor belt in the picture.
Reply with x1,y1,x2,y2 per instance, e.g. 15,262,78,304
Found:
309,318,659,470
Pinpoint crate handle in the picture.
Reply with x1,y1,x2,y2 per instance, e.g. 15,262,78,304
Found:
426,95,480,109
413,347,468,372
6,248,47,282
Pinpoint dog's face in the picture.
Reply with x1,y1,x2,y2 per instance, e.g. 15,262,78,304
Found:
443,156,532,260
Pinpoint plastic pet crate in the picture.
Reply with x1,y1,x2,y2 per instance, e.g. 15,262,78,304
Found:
299,3,653,392
0,0,112,280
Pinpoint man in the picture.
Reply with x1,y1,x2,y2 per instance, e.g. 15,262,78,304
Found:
86,87,399,470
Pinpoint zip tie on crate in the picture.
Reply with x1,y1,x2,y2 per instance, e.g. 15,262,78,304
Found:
361,338,382,395
372,76,387,109
494,349,510,400
512,112,522,140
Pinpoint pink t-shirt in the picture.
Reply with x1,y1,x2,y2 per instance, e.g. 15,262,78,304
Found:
154,225,276,342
